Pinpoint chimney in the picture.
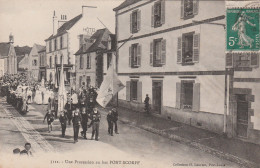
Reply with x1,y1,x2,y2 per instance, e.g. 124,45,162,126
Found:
53,10,58,35
58,14,67,28
9,33,14,44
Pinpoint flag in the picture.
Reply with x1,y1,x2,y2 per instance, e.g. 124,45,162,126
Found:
96,58,125,108
58,61,67,114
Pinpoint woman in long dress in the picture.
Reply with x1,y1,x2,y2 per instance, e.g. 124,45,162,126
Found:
34,88,42,105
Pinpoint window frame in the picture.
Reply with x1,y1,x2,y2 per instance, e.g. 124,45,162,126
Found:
54,38,57,51
154,1,162,28
131,10,138,33
79,55,84,69
130,80,138,101
60,36,63,49
182,32,195,64
181,80,195,110
49,40,52,52
153,38,162,67
86,54,91,69
49,56,52,68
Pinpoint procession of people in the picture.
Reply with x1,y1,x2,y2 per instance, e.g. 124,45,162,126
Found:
0,73,120,144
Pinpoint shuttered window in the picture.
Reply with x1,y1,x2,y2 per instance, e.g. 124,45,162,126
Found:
137,81,142,103
176,81,200,111
126,80,142,102
226,53,233,68
226,52,259,68
130,80,138,101
129,44,141,68
79,76,82,87
177,33,200,64
151,0,165,28
250,52,259,68
151,39,166,67
60,36,63,49
126,81,131,101
130,10,141,33
86,76,91,88
181,0,199,19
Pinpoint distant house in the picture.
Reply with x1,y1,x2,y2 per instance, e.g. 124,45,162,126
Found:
74,28,116,90
38,46,47,81
44,7,104,90
15,46,32,74
0,34,17,77
28,44,45,81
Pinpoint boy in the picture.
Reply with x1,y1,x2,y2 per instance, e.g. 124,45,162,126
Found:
43,110,55,132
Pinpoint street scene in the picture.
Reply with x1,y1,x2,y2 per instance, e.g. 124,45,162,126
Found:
0,0,260,168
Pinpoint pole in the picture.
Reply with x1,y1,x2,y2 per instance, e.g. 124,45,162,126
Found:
224,68,228,134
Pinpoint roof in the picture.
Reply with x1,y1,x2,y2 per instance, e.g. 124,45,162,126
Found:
75,28,113,55
0,42,11,58
35,44,45,52
45,14,82,41
113,0,141,11
14,46,32,56
38,46,46,53
17,55,25,63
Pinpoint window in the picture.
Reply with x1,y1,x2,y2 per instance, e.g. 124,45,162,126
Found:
49,56,52,68
181,0,199,19
60,36,63,49
32,59,37,66
151,0,165,28
86,76,91,88
129,43,141,68
49,41,52,52
150,39,166,67
176,81,200,111
87,54,91,69
226,52,259,68
54,38,57,51
60,55,63,64
177,33,200,64
79,76,82,87
130,10,140,33
80,55,83,69
130,80,138,101
107,53,112,69
55,55,57,65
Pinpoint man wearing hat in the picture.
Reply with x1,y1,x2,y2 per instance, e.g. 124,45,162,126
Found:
72,108,82,143
80,107,89,139
88,107,101,141
59,111,68,137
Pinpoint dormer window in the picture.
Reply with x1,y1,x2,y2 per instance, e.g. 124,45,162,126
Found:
107,37,112,50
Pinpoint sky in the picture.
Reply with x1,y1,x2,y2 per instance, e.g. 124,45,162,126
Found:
0,0,123,47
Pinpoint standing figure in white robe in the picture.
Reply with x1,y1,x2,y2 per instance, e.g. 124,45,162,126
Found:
43,88,50,105
34,89,43,105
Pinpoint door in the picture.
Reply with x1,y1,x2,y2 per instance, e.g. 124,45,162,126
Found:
236,94,249,138
152,81,162,114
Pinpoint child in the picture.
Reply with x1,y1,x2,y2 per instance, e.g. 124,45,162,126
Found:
43,110,54,132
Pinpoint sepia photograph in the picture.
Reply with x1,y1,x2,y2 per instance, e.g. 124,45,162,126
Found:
0,0,259,167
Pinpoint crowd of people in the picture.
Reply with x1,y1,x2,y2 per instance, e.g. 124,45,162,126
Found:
0,74,120,145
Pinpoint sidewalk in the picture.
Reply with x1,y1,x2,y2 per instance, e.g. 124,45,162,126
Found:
99,106,260,168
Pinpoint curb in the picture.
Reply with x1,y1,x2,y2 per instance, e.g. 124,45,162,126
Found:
102,109,259,168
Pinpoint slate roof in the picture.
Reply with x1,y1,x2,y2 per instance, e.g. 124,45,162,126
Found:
35,44,45,52
38,46,46,53
113,0,141,11
17,55,25,63
14,46,32,56
75,28,113,55
45,14,82,41
0,42,11,57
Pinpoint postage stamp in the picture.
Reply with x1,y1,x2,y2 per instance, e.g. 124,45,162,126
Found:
226,8,259,51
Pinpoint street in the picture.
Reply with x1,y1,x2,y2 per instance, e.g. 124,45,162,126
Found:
0,98,240,168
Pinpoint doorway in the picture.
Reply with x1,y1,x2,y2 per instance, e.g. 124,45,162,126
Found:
152,81,162,114
236,94,249,138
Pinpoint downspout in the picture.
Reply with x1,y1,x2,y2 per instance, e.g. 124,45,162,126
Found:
224,68,228,134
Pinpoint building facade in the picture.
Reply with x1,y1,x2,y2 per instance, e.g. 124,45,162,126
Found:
28,44,45,81
44,8,104,90
0,34,17,77
114,0,228,134
38,47,47,81
15,46,32,74
75,28,116,90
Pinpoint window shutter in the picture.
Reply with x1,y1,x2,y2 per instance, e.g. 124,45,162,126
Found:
192,83,200,112
226,53,233,68
181,0,184,19
137,44,142,67
250,52,259,68
126,81,131,101
161,0,165,25
150,42,154,66
177,37,182,64
129,46,132,67
161,39,166,65
176,82,181,109
151,5,154,27
137,81,142,103
130,13,132,33
193,0,199,15
137,10,141,31
89,55,91,69
193,33,200,63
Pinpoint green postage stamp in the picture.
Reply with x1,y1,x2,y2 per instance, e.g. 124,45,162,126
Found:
226,8,259,51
